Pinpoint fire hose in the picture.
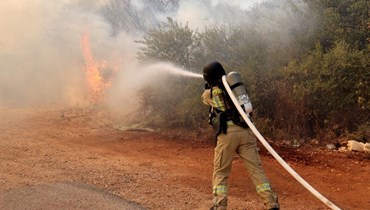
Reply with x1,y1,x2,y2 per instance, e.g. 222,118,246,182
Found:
221,75,341,210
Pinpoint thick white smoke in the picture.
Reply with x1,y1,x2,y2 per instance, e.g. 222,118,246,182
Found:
0,0,314,112
0,0,137,107
210,0,266,9
173,0,267,29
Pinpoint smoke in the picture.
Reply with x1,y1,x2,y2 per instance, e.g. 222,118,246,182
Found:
172,0,315,45
0,0,315,112
173,0,267,29
106,62,203,115
0,0,137,107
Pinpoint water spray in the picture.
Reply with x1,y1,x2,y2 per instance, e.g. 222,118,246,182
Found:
221,73,341,210
142,63,203,79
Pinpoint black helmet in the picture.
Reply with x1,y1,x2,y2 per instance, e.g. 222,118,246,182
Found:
203,61,226,85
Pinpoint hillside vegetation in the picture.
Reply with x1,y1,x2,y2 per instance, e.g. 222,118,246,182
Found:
136,0,369,143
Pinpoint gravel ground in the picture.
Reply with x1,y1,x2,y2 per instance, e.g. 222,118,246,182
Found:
0,107,369,210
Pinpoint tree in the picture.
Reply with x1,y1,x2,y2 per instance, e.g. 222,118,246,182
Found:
136,17,207,128
310,0,370,50
137,17,203,68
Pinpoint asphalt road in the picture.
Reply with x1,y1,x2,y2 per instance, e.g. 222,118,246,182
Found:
0,182,146,210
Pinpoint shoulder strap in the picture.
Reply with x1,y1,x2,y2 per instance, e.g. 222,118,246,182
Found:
218,82,249,128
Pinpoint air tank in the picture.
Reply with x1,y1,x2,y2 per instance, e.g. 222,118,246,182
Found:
226,71,253,114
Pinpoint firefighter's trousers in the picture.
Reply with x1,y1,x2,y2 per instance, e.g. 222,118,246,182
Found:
212,124,279,209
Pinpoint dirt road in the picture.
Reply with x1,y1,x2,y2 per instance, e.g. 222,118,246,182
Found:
0,107,369,210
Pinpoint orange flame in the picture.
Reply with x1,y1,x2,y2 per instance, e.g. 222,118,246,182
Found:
80,32,113,103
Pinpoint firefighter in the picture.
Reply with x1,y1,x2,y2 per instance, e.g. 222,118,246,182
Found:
201,61,279,210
